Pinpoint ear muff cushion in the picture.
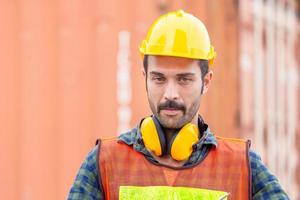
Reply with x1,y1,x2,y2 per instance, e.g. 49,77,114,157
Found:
170,123,199,161
140,117,166,156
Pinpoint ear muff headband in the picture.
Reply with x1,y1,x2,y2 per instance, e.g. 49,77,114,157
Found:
152,116,167,155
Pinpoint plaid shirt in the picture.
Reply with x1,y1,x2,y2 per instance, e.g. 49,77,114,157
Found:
68,124,289,200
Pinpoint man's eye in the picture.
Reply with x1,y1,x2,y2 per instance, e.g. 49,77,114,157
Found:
178,77,192,84
152,77,165,83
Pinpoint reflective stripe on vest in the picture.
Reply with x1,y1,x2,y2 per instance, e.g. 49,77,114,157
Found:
98,136,251,200
119,186,229,200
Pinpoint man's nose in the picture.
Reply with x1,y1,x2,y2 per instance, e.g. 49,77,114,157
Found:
163,81,179,100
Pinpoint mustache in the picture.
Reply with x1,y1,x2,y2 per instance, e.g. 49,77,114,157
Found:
158,100,186,113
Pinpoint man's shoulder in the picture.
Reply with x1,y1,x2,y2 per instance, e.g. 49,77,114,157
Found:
96,129,139,153
249,149,262,161
213,136,251,152
86,144,99,162
98,137,119,145
215,135,250,143
96,128,136,146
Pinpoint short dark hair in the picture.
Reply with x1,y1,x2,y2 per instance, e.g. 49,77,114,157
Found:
143,55,209,80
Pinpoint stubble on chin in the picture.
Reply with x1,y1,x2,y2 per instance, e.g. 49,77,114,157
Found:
157,114,187,129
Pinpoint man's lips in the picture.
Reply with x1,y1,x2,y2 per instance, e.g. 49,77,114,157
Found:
160,109,182,116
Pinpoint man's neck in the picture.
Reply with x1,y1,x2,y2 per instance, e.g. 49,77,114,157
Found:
163,128,177,144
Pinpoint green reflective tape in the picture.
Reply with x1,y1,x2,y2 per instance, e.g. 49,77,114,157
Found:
119,186,229,200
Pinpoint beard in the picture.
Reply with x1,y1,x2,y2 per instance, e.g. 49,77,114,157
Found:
148,95,201,129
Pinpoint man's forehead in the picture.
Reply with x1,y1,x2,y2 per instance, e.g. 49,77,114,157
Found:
147,55,200,73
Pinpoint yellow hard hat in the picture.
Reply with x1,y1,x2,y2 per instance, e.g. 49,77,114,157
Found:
139,10,216,66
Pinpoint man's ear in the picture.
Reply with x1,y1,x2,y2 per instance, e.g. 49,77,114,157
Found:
142,68,146,77
202,70,213,94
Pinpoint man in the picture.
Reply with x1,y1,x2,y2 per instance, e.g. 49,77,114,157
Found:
68,10,289,199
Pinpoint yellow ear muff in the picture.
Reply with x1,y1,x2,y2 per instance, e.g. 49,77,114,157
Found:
170,123,199,161
140,117,163,156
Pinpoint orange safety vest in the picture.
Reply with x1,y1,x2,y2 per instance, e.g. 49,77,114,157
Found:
98,136,251,200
